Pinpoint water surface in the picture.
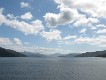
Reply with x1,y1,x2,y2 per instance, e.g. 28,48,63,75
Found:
0,57,106,80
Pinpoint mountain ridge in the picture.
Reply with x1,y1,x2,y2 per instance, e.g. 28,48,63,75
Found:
0,47,26,57
76,50,106,57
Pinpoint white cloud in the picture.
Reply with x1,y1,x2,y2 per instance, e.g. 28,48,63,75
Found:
54,0,106,18
41,29,62,41
20,2,30,8
60,35,106,47
91,27,97,30
13,38,22,45
21,12,33,20
0,8,6,25
31,20,44,33
96,24,106,28
44,8,81,27
74,37,94,44
44,0,106,28
0,8,44,35
0,8,64,42
0,38,12,45
74,35,106,47
63,35,77,40
97,29,106,34
5,19,44,35
80,28,87,33
0,37,22,45
73,17,99,27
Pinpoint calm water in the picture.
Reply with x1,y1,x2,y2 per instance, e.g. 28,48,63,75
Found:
0,57,106,80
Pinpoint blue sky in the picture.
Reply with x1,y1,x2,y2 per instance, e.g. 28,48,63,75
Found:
0,0,106,54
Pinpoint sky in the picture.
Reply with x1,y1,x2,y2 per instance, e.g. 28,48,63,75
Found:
0,0,106,54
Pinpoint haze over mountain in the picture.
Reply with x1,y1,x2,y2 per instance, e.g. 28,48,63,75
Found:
50,53,62,57
22,51,47,57
59,53,80,57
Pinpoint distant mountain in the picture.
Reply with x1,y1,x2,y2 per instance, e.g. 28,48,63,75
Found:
50,53,62,57
22,51,47,57
97,53,106,57
0,47,26,57
59,53,80,57
76,50,106,57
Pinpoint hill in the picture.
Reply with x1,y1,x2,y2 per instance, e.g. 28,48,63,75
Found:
76,50,106,57
97,53,106,57
0,47,26,57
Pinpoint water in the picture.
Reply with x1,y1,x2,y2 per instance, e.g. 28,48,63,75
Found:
0,57,106,80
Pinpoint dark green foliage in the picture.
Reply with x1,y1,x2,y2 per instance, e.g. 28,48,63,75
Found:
0,47,27,57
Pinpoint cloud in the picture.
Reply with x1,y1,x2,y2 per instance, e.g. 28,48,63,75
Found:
80,28,87,33
0,8,63,42
13,38,22,45
0,8,44,35
74,35,106,47
41,29,62,41
54,0,106,18
96,24,106,28
31,20,44,33
6,19,44,35
0,8,6,25
44,8,82,27
91,27,97,30
61,34,106,47
73,17,99,27
21,12,33,20
63,35,77,40
97,29,106,34
20,2,30,8
0,37,22,45
44,0,106,28
74,37,94,44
